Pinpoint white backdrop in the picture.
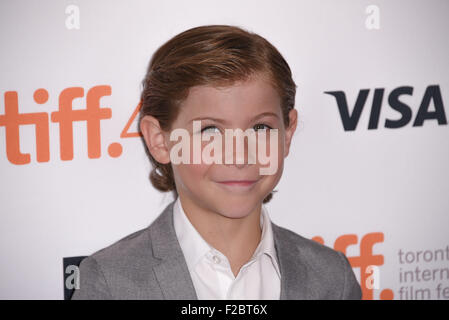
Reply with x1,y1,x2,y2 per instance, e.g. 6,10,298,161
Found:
0,0,448,299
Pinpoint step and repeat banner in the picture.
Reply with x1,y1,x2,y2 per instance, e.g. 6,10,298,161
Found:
0,0,448,299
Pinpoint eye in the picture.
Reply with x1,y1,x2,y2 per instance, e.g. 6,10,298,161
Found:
201,125,221,134
253,123,272,131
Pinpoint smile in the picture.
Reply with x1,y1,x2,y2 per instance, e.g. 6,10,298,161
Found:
216,180,258,191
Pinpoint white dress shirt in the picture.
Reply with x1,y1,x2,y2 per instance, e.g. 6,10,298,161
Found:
173,197,281,300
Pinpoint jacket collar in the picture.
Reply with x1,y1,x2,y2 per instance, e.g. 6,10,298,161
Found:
148,200,310,299
149,201,198,299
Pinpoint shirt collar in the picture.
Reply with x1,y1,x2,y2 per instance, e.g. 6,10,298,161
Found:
256,204,281,278
173,197,212,270
172,197,281,278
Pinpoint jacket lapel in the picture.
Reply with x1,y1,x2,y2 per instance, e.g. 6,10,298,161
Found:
272,223,312,299
148,201,312,300
149,201,198,300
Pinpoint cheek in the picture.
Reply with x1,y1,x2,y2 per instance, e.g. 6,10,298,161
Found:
168,135,221,192
173,163,211,188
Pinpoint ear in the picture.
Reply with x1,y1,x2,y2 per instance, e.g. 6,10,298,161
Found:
284,108,298,158
140,115,171,164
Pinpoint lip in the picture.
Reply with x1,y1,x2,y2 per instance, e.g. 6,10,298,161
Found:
218,180,257,186
215,180,259,191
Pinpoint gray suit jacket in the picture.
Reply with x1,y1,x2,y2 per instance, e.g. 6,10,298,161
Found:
72,201,362,300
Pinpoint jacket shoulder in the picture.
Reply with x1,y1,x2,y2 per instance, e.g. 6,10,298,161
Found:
273,224,362,299
84,200,175,270
72,203,175,300
87,225,154,266
274,224,343,270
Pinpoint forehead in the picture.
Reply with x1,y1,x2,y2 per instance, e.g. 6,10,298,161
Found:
178,75,281,120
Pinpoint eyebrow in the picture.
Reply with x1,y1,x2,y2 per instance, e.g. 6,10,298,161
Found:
188,112,280,124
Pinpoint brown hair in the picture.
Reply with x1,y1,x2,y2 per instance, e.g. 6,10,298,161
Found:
138,25,297,203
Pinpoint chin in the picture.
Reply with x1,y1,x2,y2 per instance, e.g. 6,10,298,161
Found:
211,195,262,219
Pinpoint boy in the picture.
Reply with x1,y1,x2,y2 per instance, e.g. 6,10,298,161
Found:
72,25,361,300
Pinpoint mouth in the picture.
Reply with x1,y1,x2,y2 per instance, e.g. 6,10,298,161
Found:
215,179,259,192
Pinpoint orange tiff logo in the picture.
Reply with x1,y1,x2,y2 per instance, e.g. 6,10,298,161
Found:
0,86,142,164
313,232,394,300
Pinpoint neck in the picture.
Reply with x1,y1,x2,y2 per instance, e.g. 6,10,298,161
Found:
178,193,262,276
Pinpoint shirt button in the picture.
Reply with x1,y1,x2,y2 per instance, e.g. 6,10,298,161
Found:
212,255,221,264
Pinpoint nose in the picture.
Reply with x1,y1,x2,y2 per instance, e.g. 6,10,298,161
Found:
223,131,256,168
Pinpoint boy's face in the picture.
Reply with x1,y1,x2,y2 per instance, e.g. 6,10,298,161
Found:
148,74,297,219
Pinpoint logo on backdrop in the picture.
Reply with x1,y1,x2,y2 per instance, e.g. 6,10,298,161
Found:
313,232,449,300
313,232,394,300
0,86,142,165
325,85,447,131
